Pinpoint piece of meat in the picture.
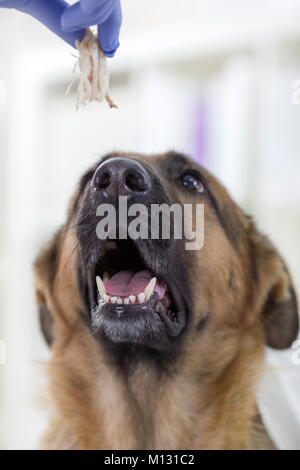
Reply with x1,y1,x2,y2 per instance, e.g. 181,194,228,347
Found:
74,29,117,110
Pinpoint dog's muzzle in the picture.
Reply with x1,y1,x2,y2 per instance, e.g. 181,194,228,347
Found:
77,157,189,351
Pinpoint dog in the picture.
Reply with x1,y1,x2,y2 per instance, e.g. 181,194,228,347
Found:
34,151,299,450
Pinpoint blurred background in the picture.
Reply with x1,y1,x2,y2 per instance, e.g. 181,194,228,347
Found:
0,0,300,450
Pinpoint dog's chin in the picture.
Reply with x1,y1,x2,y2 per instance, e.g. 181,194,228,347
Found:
80,239,188,352
91,295,186,351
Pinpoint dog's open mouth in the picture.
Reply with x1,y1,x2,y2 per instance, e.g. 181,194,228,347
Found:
86,239,187,348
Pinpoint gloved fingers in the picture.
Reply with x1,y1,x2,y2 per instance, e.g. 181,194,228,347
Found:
80,0,112,15
97,0,121,57
61,0,118,32
55,27,86,48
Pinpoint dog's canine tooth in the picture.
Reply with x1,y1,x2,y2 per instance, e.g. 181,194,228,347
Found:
117,297,122,305
103,293,110,303
129,295,136,304
138,293,146,304
144,277,157,300
96,275,106,297
124,298,130,304
111,296,117,304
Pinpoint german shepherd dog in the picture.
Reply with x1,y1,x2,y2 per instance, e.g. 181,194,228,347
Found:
34,152,299,450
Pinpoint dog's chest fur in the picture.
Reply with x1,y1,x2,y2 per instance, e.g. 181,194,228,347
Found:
41,325,273,450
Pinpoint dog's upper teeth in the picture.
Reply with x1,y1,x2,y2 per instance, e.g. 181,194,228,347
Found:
138,292,146,304
124,297,130,304
96,275,106,297
103,293,110,303
129,295,136,304
144,277,156,300
111,296,118,304
117,297,122,305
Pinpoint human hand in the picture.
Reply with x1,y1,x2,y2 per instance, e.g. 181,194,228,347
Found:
61,0,122,57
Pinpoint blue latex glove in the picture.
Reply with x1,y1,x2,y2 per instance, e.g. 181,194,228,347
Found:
61,0,122,57
0,0,85,47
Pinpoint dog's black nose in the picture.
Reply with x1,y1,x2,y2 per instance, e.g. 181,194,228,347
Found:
91,158,151,198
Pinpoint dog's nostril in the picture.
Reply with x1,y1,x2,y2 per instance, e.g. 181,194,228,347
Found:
91,158,151,197
93,171,111,190
125,172,147,192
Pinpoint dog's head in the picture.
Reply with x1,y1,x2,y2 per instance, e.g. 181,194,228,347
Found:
34,152,299,370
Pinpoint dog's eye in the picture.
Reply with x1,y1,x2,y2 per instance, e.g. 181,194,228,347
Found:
179,173,205,193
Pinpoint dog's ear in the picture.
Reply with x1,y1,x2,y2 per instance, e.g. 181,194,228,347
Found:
250,228,299,349
34,232,60,346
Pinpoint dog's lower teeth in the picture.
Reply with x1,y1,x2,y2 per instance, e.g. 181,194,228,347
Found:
96,271,158,306
99,290,156,305
138,293,146,304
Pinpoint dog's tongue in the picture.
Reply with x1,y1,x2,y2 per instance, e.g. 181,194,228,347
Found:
104,270,166,298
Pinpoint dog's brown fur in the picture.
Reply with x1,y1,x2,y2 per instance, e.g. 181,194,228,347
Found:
34,152,298,450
